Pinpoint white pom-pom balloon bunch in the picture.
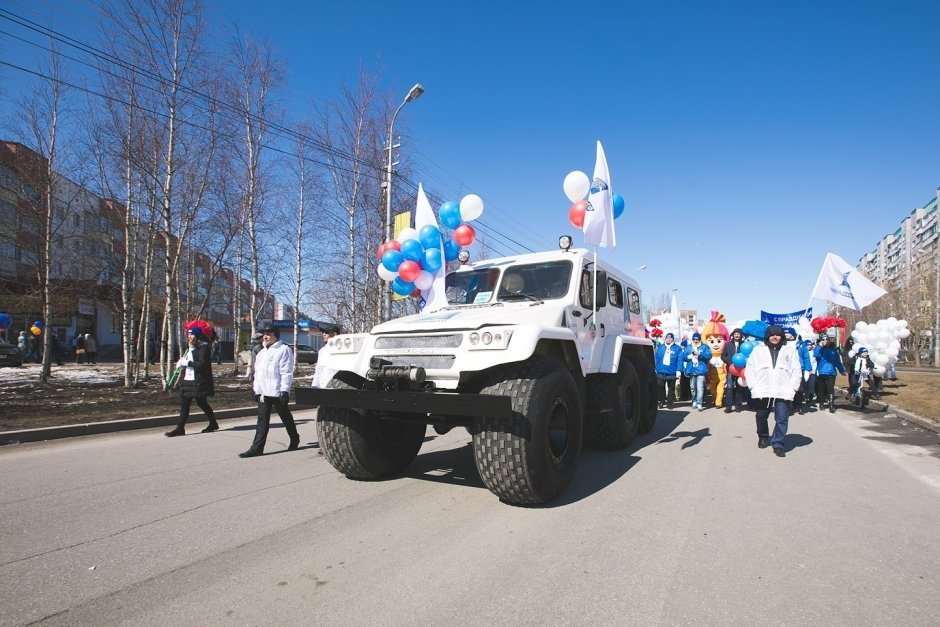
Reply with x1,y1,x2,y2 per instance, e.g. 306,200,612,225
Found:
848,317,910,376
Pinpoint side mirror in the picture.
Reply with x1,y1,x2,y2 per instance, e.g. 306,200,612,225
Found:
594,270,608,308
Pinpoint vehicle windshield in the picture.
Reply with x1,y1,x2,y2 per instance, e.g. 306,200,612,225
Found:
444,260,573,305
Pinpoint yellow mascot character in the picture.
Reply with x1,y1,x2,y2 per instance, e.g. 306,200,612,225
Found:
702,311,729,409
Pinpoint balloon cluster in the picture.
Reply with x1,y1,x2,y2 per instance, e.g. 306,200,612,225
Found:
728,337,760,380
848,318,910,376
376,194,484,297
0,313,10,331
562,170,626,229
811,316,846,335
29,319,43,336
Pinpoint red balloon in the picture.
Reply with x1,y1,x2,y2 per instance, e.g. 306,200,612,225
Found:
410,288,421,298
386,239,401,252
454,224,476,247
377,243,387,259
728,364,741,377
398,260,421,283
569,200,588,228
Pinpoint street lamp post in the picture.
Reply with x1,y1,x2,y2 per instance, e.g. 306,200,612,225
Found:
383,83,425,321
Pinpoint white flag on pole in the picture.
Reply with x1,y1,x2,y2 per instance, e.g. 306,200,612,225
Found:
811,253,886,311
415,183,449,313
582,141,616,250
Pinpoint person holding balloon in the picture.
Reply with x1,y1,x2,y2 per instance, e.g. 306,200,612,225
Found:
721,328,746,413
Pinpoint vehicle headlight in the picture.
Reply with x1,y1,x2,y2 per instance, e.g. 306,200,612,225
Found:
467,328,512,350
330,335,363,354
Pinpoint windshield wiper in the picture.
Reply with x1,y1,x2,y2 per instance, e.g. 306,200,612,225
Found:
501,293,543,304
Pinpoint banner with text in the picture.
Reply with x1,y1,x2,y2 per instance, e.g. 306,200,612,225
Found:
760,307,813,328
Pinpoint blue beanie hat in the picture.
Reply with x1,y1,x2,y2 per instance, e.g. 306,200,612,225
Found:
692,332,701,340
784,327,796,337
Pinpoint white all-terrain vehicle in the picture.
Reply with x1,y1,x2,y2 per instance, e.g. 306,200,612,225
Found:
295,242,658,505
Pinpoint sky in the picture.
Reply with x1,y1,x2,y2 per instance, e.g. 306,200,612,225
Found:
2,0,938,323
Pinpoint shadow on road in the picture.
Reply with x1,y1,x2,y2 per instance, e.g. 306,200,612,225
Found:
402,439,486,490
782,433,813,452
225,418,316,432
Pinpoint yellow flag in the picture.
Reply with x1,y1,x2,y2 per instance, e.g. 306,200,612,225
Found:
392,211,412,300
393,211,411,239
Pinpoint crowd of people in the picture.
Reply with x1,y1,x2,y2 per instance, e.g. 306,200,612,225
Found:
653,323,888,458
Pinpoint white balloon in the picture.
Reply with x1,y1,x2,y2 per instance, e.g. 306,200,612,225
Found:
898,319,909,328
398,227,418,242
563,170,590,203
377,263,398,281
898,328,911,338
459,194,484,221
856,321,868,331
872,353,889,366
847,349,856,359
887,354,898,365
875,341,887,351
873,364,886,376
886,316,898,326
414,270,433,291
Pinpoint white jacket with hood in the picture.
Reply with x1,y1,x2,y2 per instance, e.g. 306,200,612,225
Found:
743,328,802,401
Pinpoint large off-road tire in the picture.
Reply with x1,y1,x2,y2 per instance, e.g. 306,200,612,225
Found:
583,360,642,449
472,357,583,505
629,355,658,434
316,371,426,479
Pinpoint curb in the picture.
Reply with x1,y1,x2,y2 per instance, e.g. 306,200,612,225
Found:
0,405,262,446
836,387,940,435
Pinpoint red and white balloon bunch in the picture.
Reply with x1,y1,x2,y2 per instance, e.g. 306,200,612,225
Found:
375,194,485,298
562,170,626,229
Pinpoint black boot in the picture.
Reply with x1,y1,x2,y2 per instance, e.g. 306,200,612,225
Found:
828,395,836,413
288,434,300,451
238,447,264,458
201,422,219,433
165,427,185,437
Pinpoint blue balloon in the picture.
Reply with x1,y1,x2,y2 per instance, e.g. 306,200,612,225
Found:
391,276,415,296
439,201,462,229
418,224,442,250
612,194,625,219
381,249,404,272
740,341,755,357
443,239,460,261
423,247,443,273
400,239,425,263
732,352,747,367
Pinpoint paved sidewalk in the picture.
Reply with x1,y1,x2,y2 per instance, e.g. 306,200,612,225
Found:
0,405,262,445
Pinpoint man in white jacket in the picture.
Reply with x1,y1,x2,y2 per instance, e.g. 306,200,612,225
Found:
239,321,300,458
743,325,802,458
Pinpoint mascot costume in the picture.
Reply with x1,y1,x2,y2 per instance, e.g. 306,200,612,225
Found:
702,311,729,409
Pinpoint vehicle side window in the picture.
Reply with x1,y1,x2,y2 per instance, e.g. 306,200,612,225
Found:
579,271,593,308
627,287,641,314
607,279,623,308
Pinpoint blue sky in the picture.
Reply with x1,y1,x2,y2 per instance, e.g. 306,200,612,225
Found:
3,0,939,323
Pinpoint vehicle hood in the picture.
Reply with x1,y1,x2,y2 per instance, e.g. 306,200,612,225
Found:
371,301,567,334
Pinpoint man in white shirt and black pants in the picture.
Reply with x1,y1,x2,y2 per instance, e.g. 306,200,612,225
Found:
240,320,300,458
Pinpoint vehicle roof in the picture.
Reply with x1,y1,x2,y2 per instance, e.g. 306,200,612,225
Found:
451,248,642,290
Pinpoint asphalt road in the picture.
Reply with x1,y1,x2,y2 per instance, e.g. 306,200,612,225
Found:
2,404,939,626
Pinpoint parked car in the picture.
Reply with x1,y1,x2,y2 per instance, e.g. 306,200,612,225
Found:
0,340,23,367
237,343,318,367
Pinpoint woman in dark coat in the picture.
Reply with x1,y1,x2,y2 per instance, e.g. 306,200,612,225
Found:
165,320,218,437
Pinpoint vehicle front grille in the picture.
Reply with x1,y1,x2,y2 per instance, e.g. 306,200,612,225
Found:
378,354,456,369
375,335,463,349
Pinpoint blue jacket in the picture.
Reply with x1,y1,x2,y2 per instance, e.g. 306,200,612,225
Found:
797,342,813,372
655,342,683,376
814,345,846,376
682,342,712,376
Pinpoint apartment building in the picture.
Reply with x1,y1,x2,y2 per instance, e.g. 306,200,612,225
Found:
0,140,302,356
857,189,939,288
